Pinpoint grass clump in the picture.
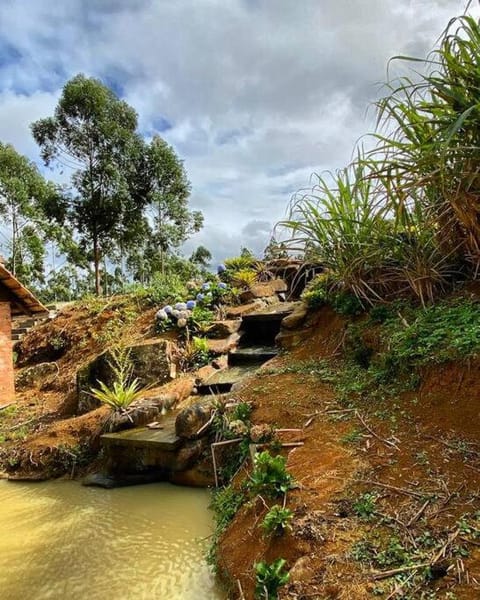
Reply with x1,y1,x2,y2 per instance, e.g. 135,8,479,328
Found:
207,485,246,568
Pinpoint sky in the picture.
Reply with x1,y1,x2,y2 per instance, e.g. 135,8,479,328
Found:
0,0,476,265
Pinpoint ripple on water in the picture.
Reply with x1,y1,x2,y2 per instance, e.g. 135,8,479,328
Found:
0,480,223,600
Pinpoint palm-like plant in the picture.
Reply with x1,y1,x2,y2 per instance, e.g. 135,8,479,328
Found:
90,346,144,410
372,14,480,277
279,160,392,304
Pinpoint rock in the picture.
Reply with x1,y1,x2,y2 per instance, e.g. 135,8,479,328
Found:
212,354,229,370
206,333,241,355
270,278,288,293
275,329,305,350
226,301,265,318
76,339,176,414
281,302,308,329
240,279,288,303
169,458,215,487
15,362,58,390
206,320,241,339
171,439,206,471
175,402,214,439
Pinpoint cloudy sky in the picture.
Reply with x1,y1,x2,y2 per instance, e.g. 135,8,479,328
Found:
0,0,475,264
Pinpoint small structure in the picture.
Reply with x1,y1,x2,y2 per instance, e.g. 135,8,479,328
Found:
0,261,48,402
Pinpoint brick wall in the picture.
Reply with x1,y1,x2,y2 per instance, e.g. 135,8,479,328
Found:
0,302,14,402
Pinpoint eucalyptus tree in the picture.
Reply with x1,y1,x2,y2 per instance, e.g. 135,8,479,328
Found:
0,142,66,287
31,74,144,295
137,135,203,275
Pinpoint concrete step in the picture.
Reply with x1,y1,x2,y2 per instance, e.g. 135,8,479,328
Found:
229,345,278,366
101,413,181,451
12,327,28,335
196,363,263,395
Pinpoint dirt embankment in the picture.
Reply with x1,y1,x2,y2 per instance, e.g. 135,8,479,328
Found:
0,296,160,478
217,307,480,599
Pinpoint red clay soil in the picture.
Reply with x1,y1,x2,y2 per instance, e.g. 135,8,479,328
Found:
217,308,480,599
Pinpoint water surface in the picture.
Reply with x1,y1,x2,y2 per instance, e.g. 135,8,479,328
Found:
0,480,222,600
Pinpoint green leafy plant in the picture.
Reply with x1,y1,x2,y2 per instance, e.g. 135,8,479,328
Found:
248,451,295,498
232,268,257,289
254,558,290,599
262,505,293,536
90,346,144,410
353,492,378,519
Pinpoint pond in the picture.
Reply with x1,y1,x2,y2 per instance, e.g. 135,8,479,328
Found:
0,480,223,600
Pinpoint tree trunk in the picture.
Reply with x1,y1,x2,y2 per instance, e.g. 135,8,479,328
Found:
93,233,101,295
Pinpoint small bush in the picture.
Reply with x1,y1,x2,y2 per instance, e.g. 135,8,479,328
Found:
262,505,293,536
248,451,295,498
254,558,290,599
90,346,144,410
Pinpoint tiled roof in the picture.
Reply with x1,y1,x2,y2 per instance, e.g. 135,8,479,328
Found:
0,263,48,315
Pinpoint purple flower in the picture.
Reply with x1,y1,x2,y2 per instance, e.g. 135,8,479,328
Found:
155,309,168,320
175,302,187,311
186,300,196,310
218,282,227,289
196,293,205,302
201,282,211,291
217,264,226,273
164,305,173,314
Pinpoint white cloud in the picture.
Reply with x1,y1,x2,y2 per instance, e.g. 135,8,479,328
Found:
0,0,475,262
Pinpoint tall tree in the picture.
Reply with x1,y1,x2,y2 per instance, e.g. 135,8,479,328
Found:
31,74,143,294
138,135,203,275
0,142,64,287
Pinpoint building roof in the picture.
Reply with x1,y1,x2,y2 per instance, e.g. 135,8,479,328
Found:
0,263,48,316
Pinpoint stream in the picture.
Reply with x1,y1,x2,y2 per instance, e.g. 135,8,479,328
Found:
0,480,223,600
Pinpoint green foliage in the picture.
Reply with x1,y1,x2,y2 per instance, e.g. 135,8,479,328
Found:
187,305,215,334
353,492,378,519
32,74,141,295
302,275,363,315
254,558,290,599
90,346,143,410
140,273,188,306
129,135,203,278
262,505,293,536
224,255,258,273
207,485,246,568
278,14,480,305
0,142,67,288
181,336,212,370
232,268,257,289
248,451,295,498
230,402,252,424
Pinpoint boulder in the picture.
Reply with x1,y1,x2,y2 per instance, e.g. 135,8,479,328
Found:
175,402,214,439
170,439,206,471
206,320,241,339
77,339,176,414
281,302,308,329
15,362,58,390
205,332,241,355
239,279,288,303
226,301,265,318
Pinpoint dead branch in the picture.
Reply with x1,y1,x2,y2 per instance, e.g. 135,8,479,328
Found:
356,411,399,450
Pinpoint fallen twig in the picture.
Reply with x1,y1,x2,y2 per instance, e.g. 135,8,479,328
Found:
407,499,430,527
0,403,13,412
356,411,399,450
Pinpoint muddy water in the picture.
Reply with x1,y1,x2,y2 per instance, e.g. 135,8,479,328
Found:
0,480,223,600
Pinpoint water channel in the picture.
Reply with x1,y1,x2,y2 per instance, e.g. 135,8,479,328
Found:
0,480,223,600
